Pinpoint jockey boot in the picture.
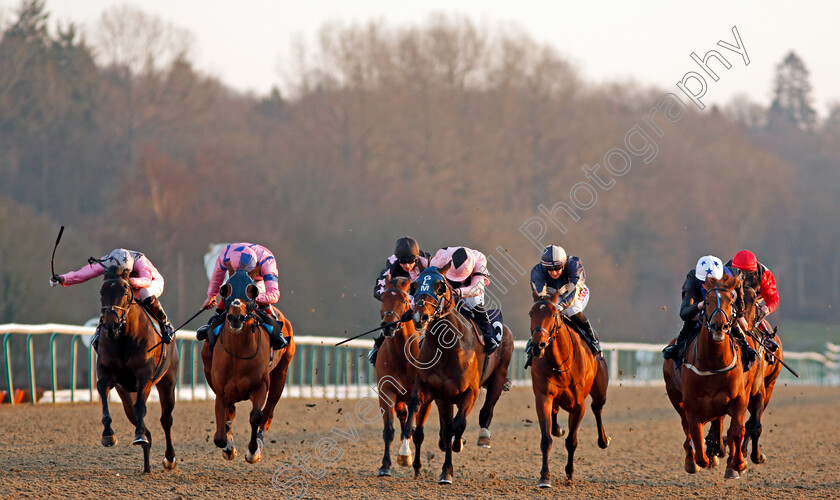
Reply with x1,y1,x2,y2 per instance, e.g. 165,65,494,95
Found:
569,312,602,355
757,321,779,352
524,339,533,369
368,332,386,365
473,306,500,355
256,307,289,350
196,303,225,341
91,322,102,352
663,321,695,361
143,296,174,344
732,325,757,371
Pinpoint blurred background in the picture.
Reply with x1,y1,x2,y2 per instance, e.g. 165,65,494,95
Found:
1,0,838,351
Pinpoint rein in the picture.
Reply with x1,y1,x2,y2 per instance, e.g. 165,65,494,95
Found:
686,286,739,376
101,277,135,332
700,286,735,333
381,287,412,333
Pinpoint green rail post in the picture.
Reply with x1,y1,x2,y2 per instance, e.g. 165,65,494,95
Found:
89,344,96,402
50,333,58,404
309,344,316,397
366,351,373,398
176,339,185,400
26,334,36,403
322,345,329,398
191,341,198,400
4,333,14,405
298,343,305,398
343,346,349,399
71,336,80,403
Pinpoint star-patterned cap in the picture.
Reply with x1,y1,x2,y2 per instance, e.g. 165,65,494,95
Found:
694,255,723,281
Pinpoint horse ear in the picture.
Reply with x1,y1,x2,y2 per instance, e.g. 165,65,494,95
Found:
247,284,259,300
703,277,717,290
220,283,232,298
434,280,447,296
384,274,392,288
120,268,130,280
531,282,540,302
438,261,451,275
546,287,560,303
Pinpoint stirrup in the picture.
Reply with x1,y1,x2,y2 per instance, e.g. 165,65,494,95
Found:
196,325,209,341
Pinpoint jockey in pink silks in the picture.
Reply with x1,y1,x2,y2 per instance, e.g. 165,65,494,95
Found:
430,246,501,354
50,248,174,349
196,243,288,350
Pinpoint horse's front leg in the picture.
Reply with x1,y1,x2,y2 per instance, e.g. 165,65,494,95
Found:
96,373,116,447
398,383,424,466
725,402,748,479
535,392,554,488
411,400,433,478
436,399,454,484
451,387,477,453
245,381,269,464
687,414,709,469
564,403,585,486
131,382,154,473
378,401,396,476
214,395,237,460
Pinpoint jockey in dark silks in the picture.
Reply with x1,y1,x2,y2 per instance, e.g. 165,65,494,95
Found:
368,237,431,364
529,245,602,356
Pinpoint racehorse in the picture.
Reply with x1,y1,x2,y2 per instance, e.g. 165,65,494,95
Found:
96,266,179,473
528,287,610,487
663,274,760,479
399,265,514,484
375,276,433,477
201,269,296,463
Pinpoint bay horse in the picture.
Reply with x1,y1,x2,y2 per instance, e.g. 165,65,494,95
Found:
663,274,761,479
375,276,433,477
528,287,610,488
201,269,296,463
399,265,514,484
96,266,179,473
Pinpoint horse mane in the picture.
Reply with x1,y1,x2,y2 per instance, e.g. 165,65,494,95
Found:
103,265,129,281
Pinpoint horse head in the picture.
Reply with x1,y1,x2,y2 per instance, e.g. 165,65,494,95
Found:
219,269,259,333
740,284,759,331
99,266,133,337
529,285,562,358
701,275,739,342
381,276,412,338
411,263,453,334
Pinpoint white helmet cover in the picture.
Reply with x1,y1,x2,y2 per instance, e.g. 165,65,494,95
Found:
106,248,135,272
695,255,723,281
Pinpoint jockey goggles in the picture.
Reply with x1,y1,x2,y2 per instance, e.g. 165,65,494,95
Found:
543,263,564,272
398,256,417,265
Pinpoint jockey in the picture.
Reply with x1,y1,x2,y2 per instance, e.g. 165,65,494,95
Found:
368,236,431,364
662,255,756,367
50,248,174,350
430,246,502,354
530,245,602,356
196,243,288,350
726,249,780,351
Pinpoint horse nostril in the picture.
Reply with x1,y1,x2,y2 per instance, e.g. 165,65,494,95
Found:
539,342,547,349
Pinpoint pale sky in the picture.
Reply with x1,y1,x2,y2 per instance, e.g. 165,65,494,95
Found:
4,0,840,116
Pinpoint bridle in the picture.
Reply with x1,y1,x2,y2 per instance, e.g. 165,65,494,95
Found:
530,299,562,348
700,286,736,335
413,271,456,326
101,277,135,332
381,287,412,335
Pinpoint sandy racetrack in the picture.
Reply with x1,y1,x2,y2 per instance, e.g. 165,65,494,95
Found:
1,384,838,499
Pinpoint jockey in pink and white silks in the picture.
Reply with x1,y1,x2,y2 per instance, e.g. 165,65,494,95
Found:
196,243,288,349
430,246,502,354
49,248,175,349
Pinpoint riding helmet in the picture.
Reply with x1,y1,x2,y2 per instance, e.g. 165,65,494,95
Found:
694,255,723,281
540,245,567,268
106,248,135,272
394,237,420,262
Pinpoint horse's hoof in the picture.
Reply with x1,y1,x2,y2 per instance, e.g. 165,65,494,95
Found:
685,460,698,474
754,453,766,464
133,434,149,445
163,457,177,470
101,435,117,447
438,472,453,484
725,468,740,479
599,436,611,449
477,436,491,448
377,467,392,477
222,447,237,461
452,436,466,453
537,478,552,488
245,447,261,464
564,477,574,487
710,455,719,468
397,454,412,467
552,426,566,437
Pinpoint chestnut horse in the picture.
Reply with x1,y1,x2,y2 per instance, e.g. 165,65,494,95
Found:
96,266,179,473
201,269,295,463
399,265,514,484
528,288,610,488
375,276,433,477
663,275,761,479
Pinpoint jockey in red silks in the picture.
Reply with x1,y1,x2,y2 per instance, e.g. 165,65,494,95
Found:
196,243,288,350
726,249,781,352
50,248,174,350
430,246,502,354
